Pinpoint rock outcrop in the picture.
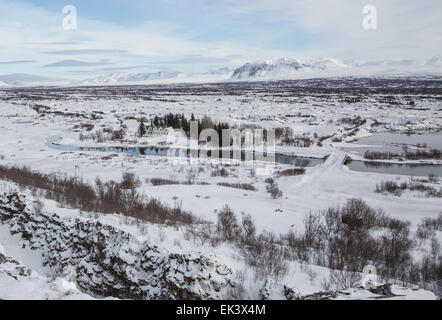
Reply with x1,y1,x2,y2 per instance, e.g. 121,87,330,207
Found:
0,240,92,300
1,192,436,300
0,193,237,300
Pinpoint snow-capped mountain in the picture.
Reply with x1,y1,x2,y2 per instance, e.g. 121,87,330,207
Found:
1,57,441,88
230,57,442,80
426,56,442,66
0,74,68,87
81,67,233,85
205,67,233,75
231,58,348,80
82,71,186,85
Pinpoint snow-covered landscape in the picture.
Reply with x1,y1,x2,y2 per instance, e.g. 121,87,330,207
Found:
0,76,441,300
1,0,441,304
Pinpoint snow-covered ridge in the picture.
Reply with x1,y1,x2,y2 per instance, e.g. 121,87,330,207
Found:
82,57,442,85
1,57,441,87
231,57,347,80
0,74,68,87
230,57,442,80
81,68,234,86
82,71,186,85
0,245,93,300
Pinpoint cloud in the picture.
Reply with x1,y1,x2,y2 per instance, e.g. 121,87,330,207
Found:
0,60,36,65
226,0,442,60
1,0,440,80
0,0,289,68
151,56,233,64
45,42,79,46
70,65,148,73
44,49,128,55
44,60,113,68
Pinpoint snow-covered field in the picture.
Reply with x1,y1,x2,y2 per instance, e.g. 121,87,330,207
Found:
0,78,441,300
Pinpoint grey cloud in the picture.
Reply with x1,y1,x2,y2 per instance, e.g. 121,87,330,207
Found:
44,49,128,55
0,60,36,65
224,55,243,59
95,65,147,71
44,60,113,68
45,42,79,46
152,56,232,64
70,65,148,73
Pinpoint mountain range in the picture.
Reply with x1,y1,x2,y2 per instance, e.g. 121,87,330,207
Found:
0,57,441,87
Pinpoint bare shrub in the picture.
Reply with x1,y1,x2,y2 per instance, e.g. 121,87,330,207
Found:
241,213,257,244
366,149,441,161
265,178,283,199
80,123,95,131
185,168,199,184
226,271,246,299
0,164,198,227
376,180,407,196
211,167,229,177
430,238,440,256
339,116,366,127
217,182,256,191
418,255,442,297
376,179,442,198
277,168,306,177
245,231,288,280
365,151,400,160
341,198,385,230
288,198,416,283
217,205,240,241
111,130,125,141
428,174,439,184
150,178,180,186
120,172,141,190
322,269,363,291
416,213,442,241
281,132,313,148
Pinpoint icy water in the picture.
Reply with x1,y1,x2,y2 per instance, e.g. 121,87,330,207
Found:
344,131,442,176
46,136,325,167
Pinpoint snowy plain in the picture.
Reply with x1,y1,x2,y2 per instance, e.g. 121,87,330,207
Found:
0,78,441,300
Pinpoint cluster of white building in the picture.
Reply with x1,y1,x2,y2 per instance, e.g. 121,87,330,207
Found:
145,126,174,136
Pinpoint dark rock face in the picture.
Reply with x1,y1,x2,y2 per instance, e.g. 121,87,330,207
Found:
260,279,300,300
0,193,236,300
0,254,33,279
368,284,393,296
231,60,304,80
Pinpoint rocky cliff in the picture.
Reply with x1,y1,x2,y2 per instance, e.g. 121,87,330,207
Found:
0,193,238,300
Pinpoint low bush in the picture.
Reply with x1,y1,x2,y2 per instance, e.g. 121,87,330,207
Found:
211,167,229,177
277,168,306,177
265,178,283,199
376,179,442,198
0,165,197,226
150,178,180,186
217,182,256,191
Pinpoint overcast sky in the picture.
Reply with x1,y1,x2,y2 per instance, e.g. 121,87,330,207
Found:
0,0,441,79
